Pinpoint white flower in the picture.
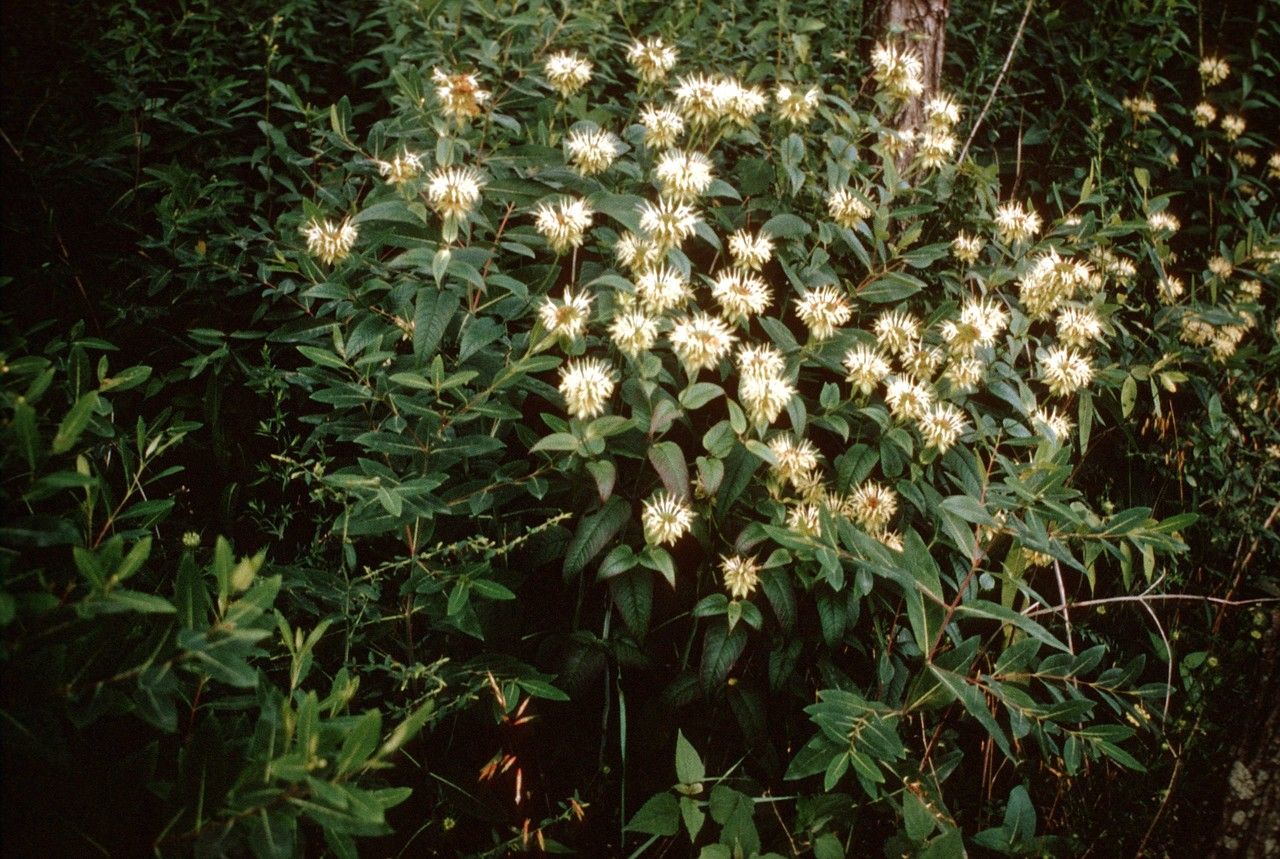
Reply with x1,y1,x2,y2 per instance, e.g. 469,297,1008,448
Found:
638,198,701,249
539,288,593,340
1147,211,1180,234
635,265,691,314
669,312,736,374
721,555,761,600
944,357,985,392
1056,306,1103,349
426,166,486,221
828,187,872,228
775,83,822,124
1039,346,1093,397
727,229,774,271
673,73,728,125
302,218,358,266
1221,113,1246,141
787,503,822,537
884,376,934,421
559,358,616,420
874,309,920,355
794,286,852,339
736,343,786,380
1030,405,1073,442
711,269,771,319
609,311,660,357
565,126,622,176
626,37,678,83
375,151,423,186
959,298,1009,347
994,200,1042,244
900,343,944,380
654,149,715,201
614,232,662,274
924,94,961,129
642,492,695,546
544,51,593,96
845,481,898,531
741,373,795,426
917,129,957,170
843,345,891,395
952,232,984,264
534,198,594,254
432,69,490,121
917,403,969,453
1156,274,1184,305
1122,96,1157,123
639,104,685,149
1193,102,1217,128
1199,55,1230,86
721,79,767,125
871,42,924,100
768,435,819,488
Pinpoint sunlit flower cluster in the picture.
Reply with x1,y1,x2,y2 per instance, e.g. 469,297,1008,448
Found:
669,312,736,375
544,51,593,96
539,288,593,340
1220,113,1246,141
302,218,358,265
728,229,774,271
639,105,685,149
843,345,891,395
768,435,819,488
1193,101,1217,127
1199,55,1230,86
918,403,969,453
776,83,822,124
534,198,594,253
828,187,872,228
1019,249,1092,319
711,269,771,319
626,37,678,83
654,149,715,201
427,166,486,221
1122,95,1157,123
952,231,984,264
721,555,761,600
871,42,924,100
794,286,852,340
642,492,695,545
638,198,701,249
994,200,1043,244
1039,346,1093,397
432,69,490,121
559,358,616,420
375,151,423,186
565,126,622,175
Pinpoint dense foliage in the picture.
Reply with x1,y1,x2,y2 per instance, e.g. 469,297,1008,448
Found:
2,0,1276,856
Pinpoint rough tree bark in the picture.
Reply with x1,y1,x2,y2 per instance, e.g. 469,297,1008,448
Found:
1210,608,1280,858
879,0,950,134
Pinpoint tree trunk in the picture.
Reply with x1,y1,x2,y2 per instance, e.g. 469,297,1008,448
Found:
1210,608,1280,858
880,0,950,134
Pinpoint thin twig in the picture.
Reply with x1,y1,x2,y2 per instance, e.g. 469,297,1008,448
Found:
1053,558,1075,654
1138,597,1174,719
1024,592,1279,617
957,0,1036,165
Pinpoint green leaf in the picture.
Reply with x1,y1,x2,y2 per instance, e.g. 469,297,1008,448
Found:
700,621,747,693
514,677,570,701
859,272,924,303
680,795,706,842
414,288,460,360
1121,374,1137,418
52,391,99,454
297,345,347,370
625,792,680,835
675,730,706,785
98,365,152,393
610,568,652,637
903,790,936,840
928,666,1010,757
336,711,382,776
813,833,844,859
761,213,810,239
648,441,690,497
531,432,580,453
563,498,631,580
679,382,724,410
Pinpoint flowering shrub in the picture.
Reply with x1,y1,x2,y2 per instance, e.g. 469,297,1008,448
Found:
255,2,1274,852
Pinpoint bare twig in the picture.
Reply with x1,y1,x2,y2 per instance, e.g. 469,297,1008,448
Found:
957,0,1036,165
1053,558,1075,654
